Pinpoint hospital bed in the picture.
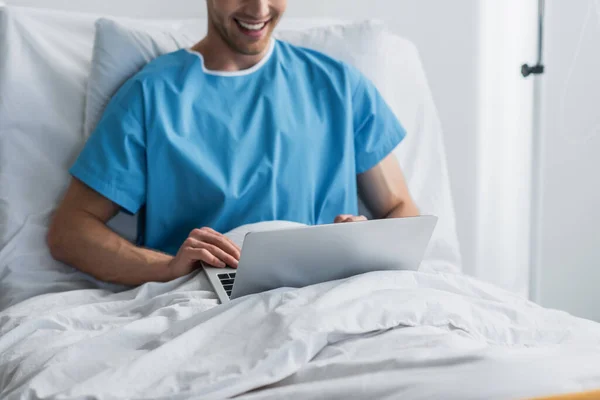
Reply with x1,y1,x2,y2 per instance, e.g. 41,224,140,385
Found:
0,3,599,399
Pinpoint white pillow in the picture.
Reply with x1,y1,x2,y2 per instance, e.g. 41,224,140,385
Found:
84,19,205,139
85,18,463,273
0,6,97,248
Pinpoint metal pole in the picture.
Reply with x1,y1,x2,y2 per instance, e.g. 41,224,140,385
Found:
537,0,545,66
528,0,546,303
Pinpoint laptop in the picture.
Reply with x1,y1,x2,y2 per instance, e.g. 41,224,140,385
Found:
203,216,438,304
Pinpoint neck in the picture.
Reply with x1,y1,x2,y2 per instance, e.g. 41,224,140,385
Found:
192,26,270,72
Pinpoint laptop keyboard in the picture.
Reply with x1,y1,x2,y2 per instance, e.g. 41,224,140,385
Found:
218,272,237,298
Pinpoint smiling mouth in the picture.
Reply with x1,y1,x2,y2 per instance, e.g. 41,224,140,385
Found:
234,18,271,37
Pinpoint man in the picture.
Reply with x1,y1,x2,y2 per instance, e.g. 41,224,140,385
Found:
47,0,419,286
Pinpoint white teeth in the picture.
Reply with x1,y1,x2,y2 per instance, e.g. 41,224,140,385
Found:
237,20,267,31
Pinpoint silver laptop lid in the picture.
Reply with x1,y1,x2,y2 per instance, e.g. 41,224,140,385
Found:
231,216,437,300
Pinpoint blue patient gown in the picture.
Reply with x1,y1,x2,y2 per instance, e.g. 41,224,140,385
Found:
70,39,406,255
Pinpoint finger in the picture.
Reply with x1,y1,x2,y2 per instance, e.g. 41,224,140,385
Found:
221,235,241,257
186,235,240,266
199,228,241,256
185,237,205,249
196,227,241,254
197,242,239,268
190,229,241,259
184,247,226,268
335,214,353,223
339,216,367,223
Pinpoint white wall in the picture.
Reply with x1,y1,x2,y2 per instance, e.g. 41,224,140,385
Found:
1,0,205,16
535,0,600,321
5,0,483,276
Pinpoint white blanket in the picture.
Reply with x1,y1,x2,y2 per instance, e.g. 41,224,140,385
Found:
1,219,600,399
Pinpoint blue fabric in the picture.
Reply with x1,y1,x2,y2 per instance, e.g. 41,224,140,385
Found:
70,40,406,255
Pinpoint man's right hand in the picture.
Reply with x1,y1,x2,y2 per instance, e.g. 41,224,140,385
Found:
168,227,241,279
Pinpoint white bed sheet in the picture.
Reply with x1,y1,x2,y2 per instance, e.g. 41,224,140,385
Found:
1,220,600,399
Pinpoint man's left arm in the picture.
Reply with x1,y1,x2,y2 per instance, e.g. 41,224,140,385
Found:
358,153,419,219
335,154,419,223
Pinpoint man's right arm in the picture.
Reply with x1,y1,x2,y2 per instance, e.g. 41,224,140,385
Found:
47,179,240,286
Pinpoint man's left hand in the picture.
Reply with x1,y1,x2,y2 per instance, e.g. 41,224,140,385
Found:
334,215,368,224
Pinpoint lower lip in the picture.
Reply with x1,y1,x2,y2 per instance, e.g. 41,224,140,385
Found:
235,20,270,38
